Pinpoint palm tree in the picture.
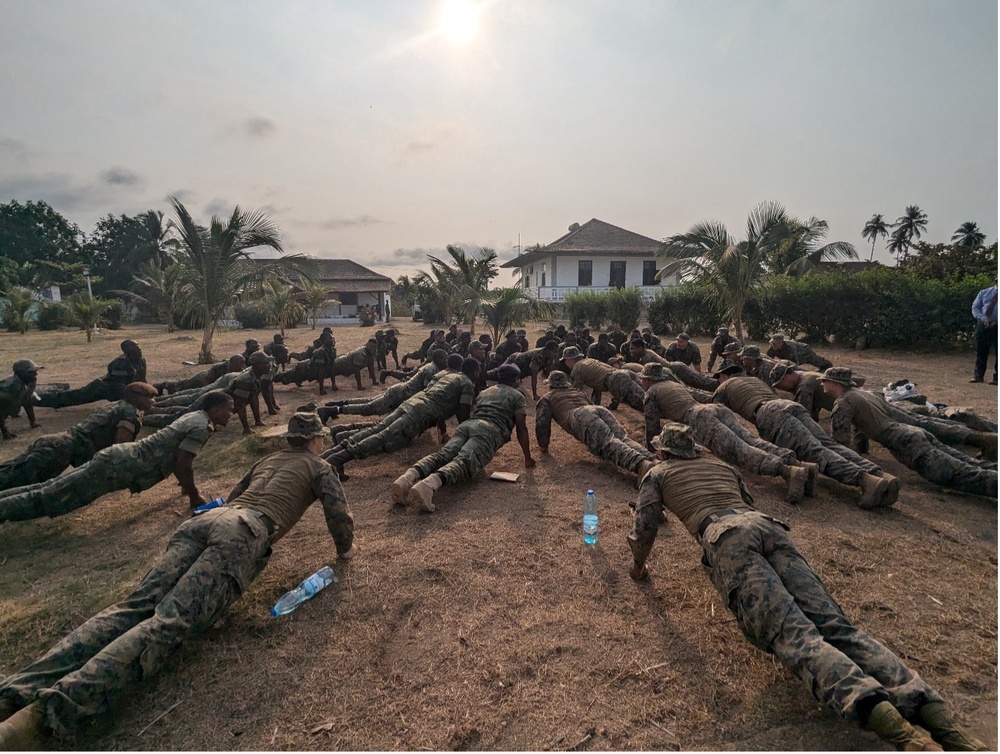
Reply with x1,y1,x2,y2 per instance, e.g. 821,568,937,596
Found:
137,209,179,269
124,262,188,332
951,221,986,248
657,202,785,340
299,279,336,329
767,216,858,276
861,214,891,262
65,292,114,342
888,205,928,263
169,197,316,363
263,278,305,336
418,245,499,332
1,287,38,334
480,287,555,345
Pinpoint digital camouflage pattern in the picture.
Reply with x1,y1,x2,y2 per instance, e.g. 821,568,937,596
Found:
586,341,619,363
894,400,998,433
686,403,795,477
767,339,833,371
707,332,742,371
0,411,212,522
664,340,702,368
337,364,440,417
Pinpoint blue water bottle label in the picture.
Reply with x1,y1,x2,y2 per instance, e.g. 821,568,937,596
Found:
192,497,227,515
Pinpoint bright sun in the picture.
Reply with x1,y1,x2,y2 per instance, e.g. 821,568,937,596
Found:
439,0,478,44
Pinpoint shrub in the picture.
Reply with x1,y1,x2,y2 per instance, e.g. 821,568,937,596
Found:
36,302,70,330
234,303,272,329
563,291,608,329
103,299,128,330
358,307,376,327
606,288,644,331
647,284,721,337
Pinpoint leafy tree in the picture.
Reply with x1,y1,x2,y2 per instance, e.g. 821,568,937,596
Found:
766,216,858,276
65,292,115,342
0,287,39,334
390,275,418,308
657,202,785,340
263,278,305,336
416,245,499,331
168,197,315,363
86,210,178,296
480,287,554,344
888,205,928,263
899,241,997,280
0,201,84,289
124,262,189,332
862,214,891,262
951,222,986,248
300,280,336,329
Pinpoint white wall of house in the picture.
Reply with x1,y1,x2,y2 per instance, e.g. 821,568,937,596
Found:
515,255,678,290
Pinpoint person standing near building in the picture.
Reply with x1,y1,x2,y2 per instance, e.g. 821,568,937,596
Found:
970,282,997,384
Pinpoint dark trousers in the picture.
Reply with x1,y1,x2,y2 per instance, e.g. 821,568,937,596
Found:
973,321,997,381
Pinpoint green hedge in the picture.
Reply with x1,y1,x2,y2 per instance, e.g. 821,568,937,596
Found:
36,302,70,330
647,284,721,337
103,299,128,330
563,288,644,330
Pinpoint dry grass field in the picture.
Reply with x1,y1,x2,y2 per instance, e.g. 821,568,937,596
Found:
0,320,996,751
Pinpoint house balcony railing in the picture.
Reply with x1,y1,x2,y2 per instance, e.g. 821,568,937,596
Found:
525,285,665,302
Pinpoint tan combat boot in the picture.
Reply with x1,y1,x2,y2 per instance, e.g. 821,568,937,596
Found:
799,462,819,496
391,468,421,504
778,465,807,504
866,701,942,751
918,702,990,751
0,702,45,751
881,473,901,505
858,473,892,510
408,475,443,512
969,432,997,461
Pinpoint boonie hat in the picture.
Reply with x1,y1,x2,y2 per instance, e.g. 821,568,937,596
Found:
713,361,744,378
740,345,761,359
770,362,797,383
819,367,856,388
285,412,330,439
650,422,700,458
722,342,741,355
545,371,570,388
560,346,583,360
769,333,786,343
641,362,670,381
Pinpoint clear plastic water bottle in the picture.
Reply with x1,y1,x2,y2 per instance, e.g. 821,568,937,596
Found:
583,490,598,545
192,497,226,515
271,566,338,617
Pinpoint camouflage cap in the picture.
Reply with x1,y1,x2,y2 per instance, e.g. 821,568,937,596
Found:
12,359,43,373
285,412,331,439
677,332,690,341
739,345,761,359
247,352,270,366
505,330,518,339
722,342,741,355
713,360,744,378
641,362,670,381
717,326,728,335
819,367,856,387
650,422,700,458
273,333,284,342
770,361,798,383
561,346,583,360
545,371,570,388
769,332,786,343
469,340,485,352
245,338,260,348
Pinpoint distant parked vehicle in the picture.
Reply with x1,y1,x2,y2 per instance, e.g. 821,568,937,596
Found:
412,303,423,321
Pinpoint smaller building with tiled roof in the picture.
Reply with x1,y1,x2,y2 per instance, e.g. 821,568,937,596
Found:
309,258,392,323
501,219,678,302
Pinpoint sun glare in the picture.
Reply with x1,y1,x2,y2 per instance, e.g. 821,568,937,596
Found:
439,0,478,45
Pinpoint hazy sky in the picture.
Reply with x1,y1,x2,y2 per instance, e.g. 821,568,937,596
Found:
1,0,996,284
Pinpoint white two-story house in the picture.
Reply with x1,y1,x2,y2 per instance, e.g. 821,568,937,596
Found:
501,218,679,302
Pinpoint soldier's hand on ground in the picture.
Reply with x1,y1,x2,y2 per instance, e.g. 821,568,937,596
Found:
629,562,649,581
339,544,358,560
524,456,536,469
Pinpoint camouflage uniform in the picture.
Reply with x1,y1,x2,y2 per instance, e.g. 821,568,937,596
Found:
263,338,290,370
274,342,333,386
332,344,376,382
0,410,213,522
831,386,997,497
586,340,619,363
0,439,352,736
636,350,718,391
0,400,141,491
36,354,146,409
155,361,229,395
893,399,998,433
143,369,260,429
342,371,475,459
535,379,652,473
629,442,942,725
707,332,742,371
767,338,833,371
664,341,702,368
569,358,646,411
714,376,881,486
0,368,39,438
490,338,521,369
411,384,525,485
644,379,795,476
607,329,628,351
337,362,441,417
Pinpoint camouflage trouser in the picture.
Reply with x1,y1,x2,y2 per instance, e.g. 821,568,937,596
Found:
0,433,77,491
142,405,196,430
345,408,437,459
881,425,998,497
0,507,271,735
700,510,941,722
606,370,646,411
383,367,418,382
568,406,651,473
159,373,211,394
338,385,408,417
35,380,123,409
754,400,880,486
331,421,378,445
0,451,154,523
413,418,505,485
686,404,793,477
900,403,998,433
152,386,205,408
667,362,719,392
273,361,326,386
797,346,832,372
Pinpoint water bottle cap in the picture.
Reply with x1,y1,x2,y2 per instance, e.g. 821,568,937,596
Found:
587,489,593,494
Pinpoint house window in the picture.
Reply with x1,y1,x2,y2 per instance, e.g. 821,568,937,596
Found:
339,292,358,305
609,261,626,288
578,260,593,287
643,260,658,286
541,263,546,287
524,274,530,288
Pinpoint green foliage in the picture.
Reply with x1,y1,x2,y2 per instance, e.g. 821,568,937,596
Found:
562,291,608,329
103,299,128,330
262,278,305,336
65,293,116,342
899,242,997,281
234,303,272,329
605,287,644,330
85,210,177,296
300,279,336,329
481,287,555,344
1,288,39,334
36,302,70,330
358,307,376,327
740,268,990,348
647,284,721,337
413,245,499,329
0,201,84,288
125,262,189,332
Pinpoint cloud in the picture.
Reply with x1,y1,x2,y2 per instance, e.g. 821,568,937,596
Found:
166,188,196,204
245,117,277,138
403,139,436,156
320,214,386,229
0,138,30,166
101,166,143,186
0,172,108,213
203,197,233,218
364,246,443,266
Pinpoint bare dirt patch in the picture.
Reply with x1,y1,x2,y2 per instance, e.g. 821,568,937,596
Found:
0,321,995,751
